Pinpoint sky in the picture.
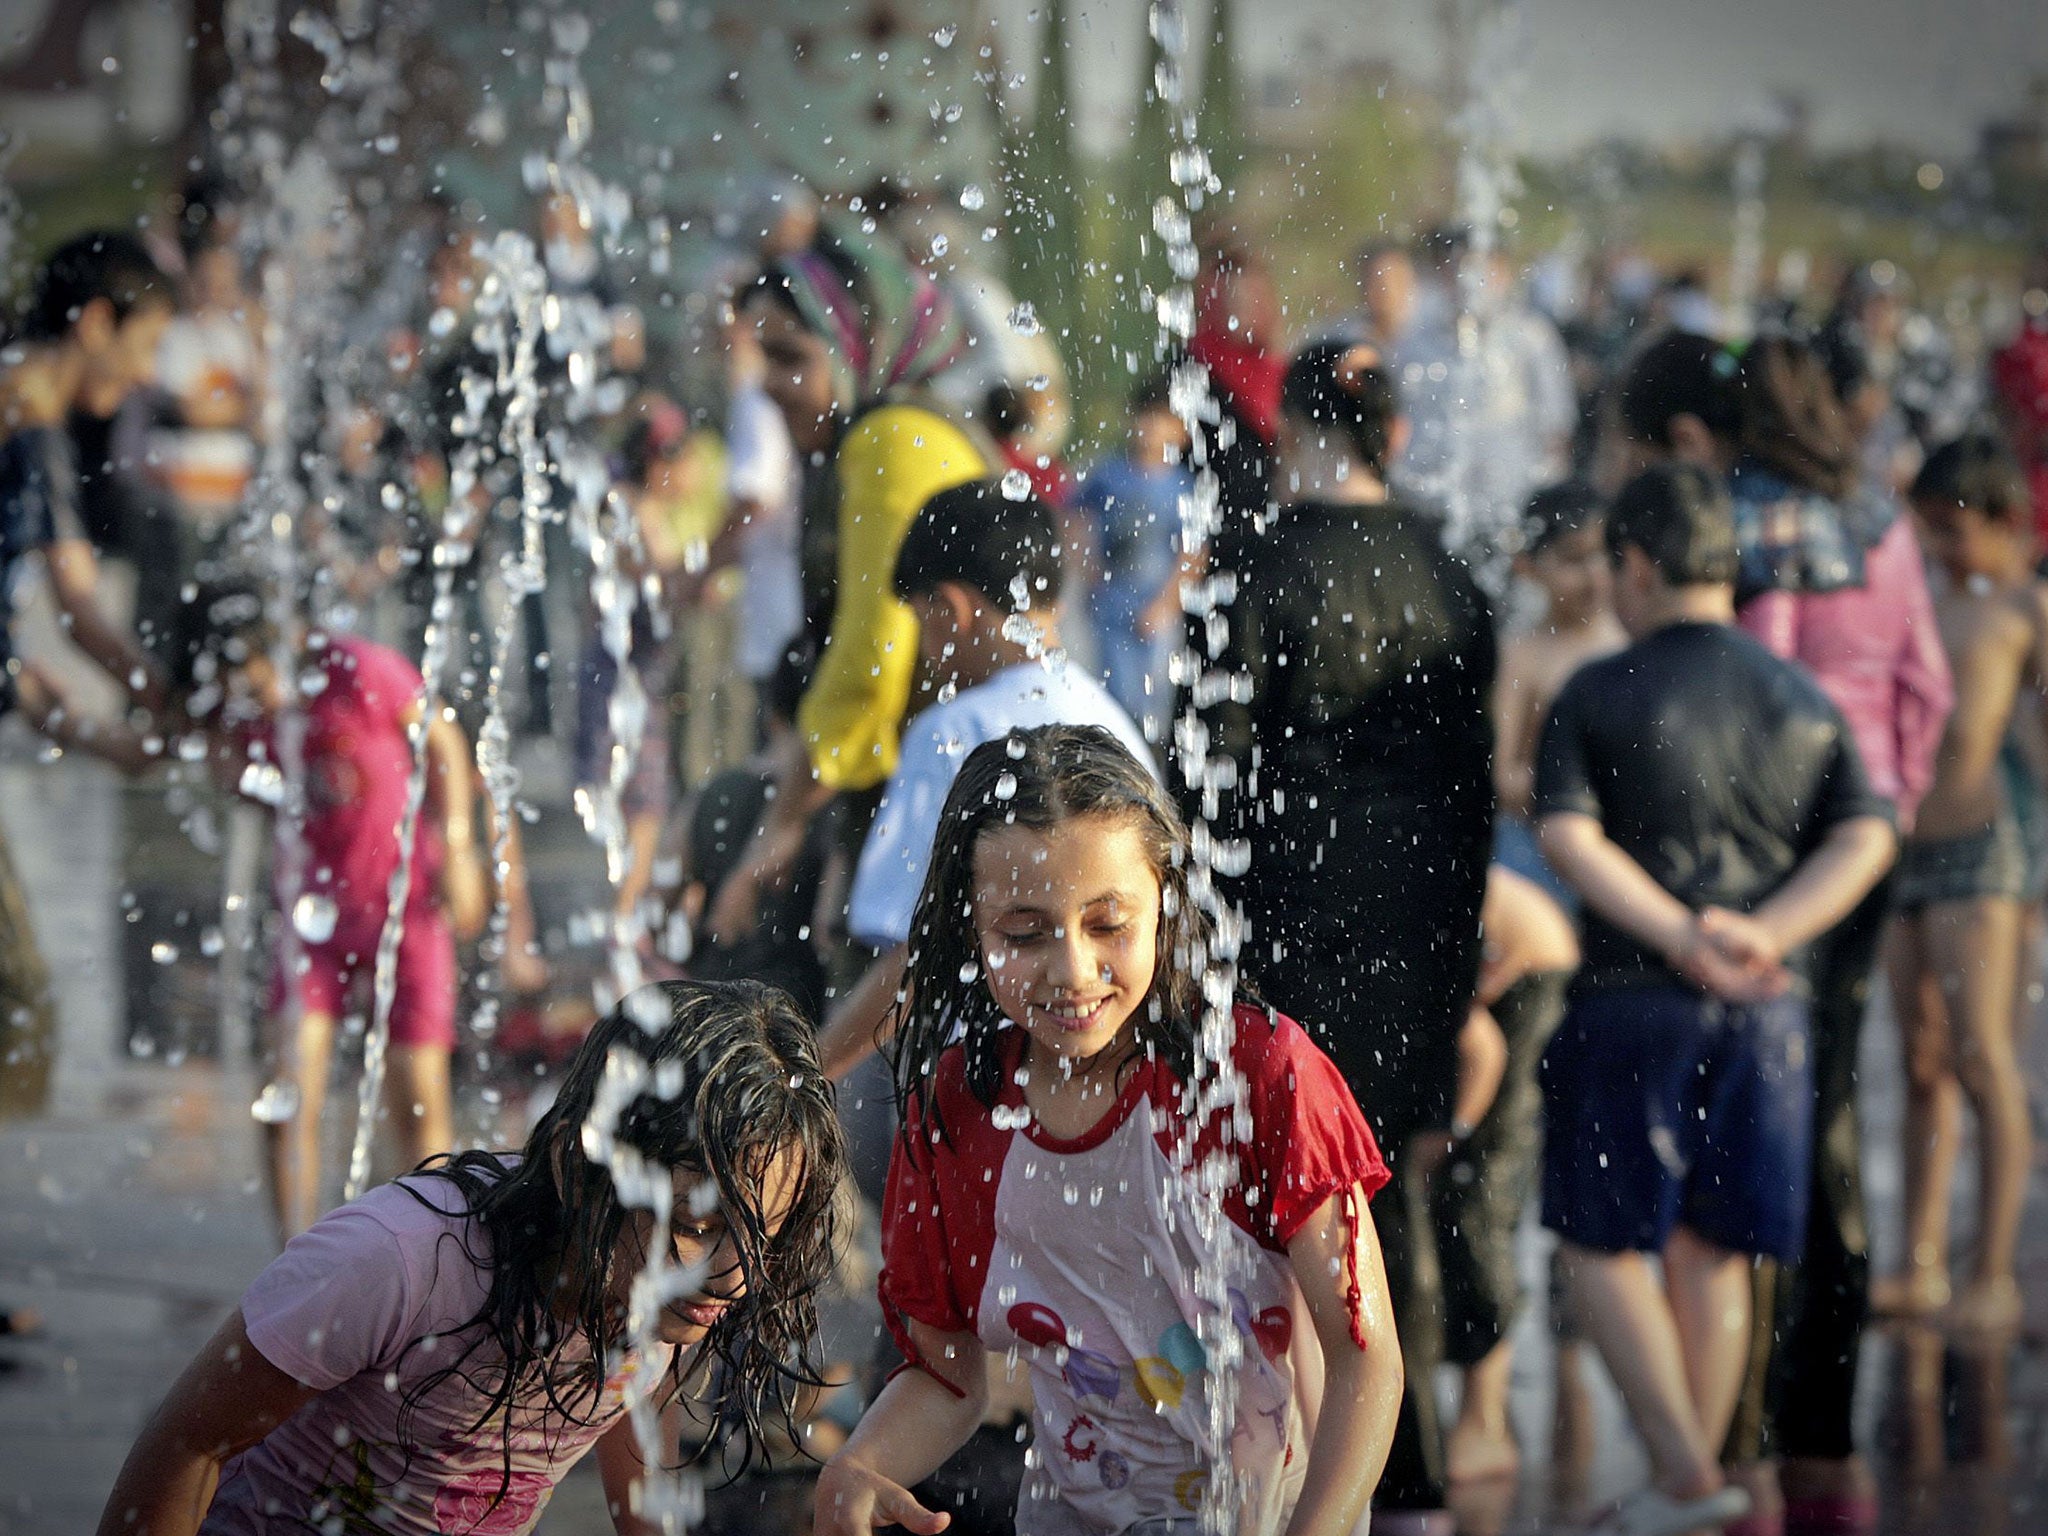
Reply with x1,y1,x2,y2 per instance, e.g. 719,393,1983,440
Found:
989,0,2048,159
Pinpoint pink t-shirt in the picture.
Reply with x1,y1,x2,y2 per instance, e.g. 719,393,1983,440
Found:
882,1006,1388,1536
202,1168,668,1536
1739,515,1954,827
250,635,444,948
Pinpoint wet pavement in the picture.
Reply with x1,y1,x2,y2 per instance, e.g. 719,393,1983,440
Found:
1,740,2043,1534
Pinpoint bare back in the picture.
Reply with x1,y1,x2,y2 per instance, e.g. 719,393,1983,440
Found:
1914,580,2041,841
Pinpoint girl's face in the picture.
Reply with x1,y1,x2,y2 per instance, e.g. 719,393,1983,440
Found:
971,814,1162,1071
743,294,839,455
613,1147,805,1348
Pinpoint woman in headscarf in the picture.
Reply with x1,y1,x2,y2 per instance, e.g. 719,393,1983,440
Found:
706,220,990,947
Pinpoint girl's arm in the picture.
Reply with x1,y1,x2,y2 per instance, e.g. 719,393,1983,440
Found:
813,1319,989,1536
593,1405,685,1536
1283,1185,1404,1536
418,703,488,943
95,1310,318,1536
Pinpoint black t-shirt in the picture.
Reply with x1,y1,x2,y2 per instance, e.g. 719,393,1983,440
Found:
1533,620,1889,994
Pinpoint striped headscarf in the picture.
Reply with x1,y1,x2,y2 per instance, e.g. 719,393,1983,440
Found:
769,220,967,410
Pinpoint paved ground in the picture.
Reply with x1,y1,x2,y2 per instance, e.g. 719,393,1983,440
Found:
1,745,2043,1534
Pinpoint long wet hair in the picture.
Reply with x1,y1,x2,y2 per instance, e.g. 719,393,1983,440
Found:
1733,333,1859,500
888,725,1214,1142
393,979,846,1493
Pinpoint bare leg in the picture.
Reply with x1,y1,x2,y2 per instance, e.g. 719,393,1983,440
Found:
268,1010,335,1243
1556,1241,1724,1500
1663,1226,1752,1460
1551,1336,1596,1501
1447,1336,1521,1483
1925,897,2031,1329
384,1044,456,1172
1875,912,1958,1314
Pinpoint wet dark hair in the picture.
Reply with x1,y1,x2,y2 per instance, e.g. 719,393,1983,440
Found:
893,477,1064,610
1280,340,1400,477
19,230,169,343
1617,332,1743,448
889,726,1210,1142
1910,435,2031,525
1732,334,1858,501
1521,480,1605,558
398,980,846,1500
1606,463,1738,587
164,579,278,714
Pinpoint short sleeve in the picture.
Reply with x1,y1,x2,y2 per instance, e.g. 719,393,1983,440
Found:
1808,707,1893,832
877,1118,978,1394
1239,1009,1390,1246
1531,672,1600,821
240,1205,424,1389
343,641,425,732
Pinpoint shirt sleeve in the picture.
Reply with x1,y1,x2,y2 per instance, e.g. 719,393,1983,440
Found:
846,708,956,949
877,1109,980,1395
348,642,426,732
1890,537,1955,830
239,1204,425,1389
1241,1010,1391,1247
1809,704,1894,832
797,407,985,791
1530,672,1600,821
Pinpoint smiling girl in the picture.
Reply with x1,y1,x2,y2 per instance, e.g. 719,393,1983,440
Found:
814,726,1403,1536
95,980,846,1536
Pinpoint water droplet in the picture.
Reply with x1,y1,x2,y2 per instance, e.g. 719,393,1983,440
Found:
1007,301,1041,337
1062,1182,1079,1206
251,1081,302,1125
995,772,1018,802
958,960,981,984
149,941,179,966
959,183,985,211
1000,468,1032,501
292,893,339,945
199,927,225,958
933,23,958,46
929,232,950,258
1006,736,1027,759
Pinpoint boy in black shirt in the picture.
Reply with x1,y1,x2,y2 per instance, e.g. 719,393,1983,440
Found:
1532,465,1895,1536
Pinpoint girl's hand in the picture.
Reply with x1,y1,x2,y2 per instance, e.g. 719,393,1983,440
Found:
813,1454,950,1536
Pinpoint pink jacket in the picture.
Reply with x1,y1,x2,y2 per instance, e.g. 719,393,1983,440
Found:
1739,515,1953,829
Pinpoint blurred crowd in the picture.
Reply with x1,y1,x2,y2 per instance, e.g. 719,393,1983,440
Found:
5,158,2048,1536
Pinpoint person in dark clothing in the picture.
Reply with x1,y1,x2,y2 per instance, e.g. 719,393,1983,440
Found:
1207,339,1496,1532
1532,463,1897,1536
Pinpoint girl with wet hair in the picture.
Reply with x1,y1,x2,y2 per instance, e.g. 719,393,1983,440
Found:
96,979,847,1536
816,724,1402,1536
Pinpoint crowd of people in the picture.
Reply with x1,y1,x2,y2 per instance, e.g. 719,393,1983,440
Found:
0,159,2044,1536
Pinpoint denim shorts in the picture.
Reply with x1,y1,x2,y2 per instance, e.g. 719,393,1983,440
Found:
1895,817,2028,912
1539,985,1813,1262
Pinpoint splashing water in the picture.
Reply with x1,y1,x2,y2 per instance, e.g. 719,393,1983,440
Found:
1149,3,1254,1530
1441,0,1528,585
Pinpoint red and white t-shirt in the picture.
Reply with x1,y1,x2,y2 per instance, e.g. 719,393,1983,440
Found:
881,1005,1389,1536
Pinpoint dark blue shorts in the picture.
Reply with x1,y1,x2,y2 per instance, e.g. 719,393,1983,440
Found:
1539,985,1813,1261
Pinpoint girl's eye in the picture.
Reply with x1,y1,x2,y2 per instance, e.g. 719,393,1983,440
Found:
1092,921,1129,938
996,929,1044,947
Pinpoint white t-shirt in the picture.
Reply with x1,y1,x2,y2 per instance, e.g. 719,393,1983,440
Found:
724,384,802,680
153,310,258,528
846,660,1154,949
